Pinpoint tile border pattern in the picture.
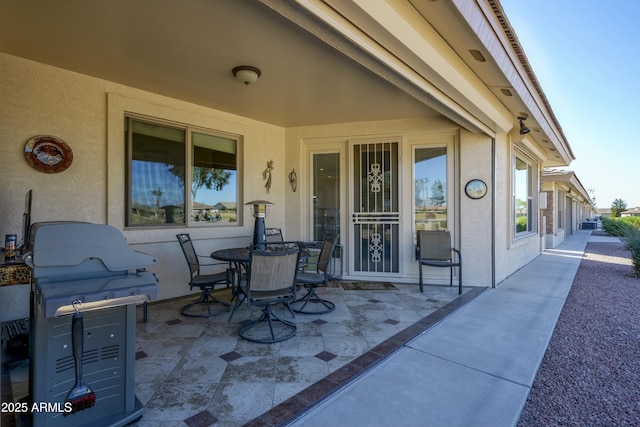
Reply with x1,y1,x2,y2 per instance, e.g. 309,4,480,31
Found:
244,287,487,426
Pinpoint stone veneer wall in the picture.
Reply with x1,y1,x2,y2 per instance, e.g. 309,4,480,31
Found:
542,191,555,235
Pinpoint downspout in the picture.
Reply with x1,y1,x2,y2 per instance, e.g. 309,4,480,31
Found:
491,137,496,288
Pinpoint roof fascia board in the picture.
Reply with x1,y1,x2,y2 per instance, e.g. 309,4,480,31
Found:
462,0,575,164
568,174,593,203
542,170,593,205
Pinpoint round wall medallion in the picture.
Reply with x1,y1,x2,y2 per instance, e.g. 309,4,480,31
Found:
465,179,487,199
24,135,73,173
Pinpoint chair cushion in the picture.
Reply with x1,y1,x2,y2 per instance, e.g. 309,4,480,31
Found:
420,259,459,267
191,271,228,287
296,271,326,285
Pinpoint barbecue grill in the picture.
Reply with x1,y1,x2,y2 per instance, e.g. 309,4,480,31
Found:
24,222,158,427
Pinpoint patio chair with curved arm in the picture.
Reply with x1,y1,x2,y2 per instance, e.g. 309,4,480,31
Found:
417,230,462,294
237,242,301,343
177,233,231,317
292,234,339,314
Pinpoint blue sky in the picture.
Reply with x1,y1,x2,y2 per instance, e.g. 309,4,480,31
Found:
500,0,640,209
132,161,236,207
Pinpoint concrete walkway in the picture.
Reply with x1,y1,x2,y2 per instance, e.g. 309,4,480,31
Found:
287,231,593,427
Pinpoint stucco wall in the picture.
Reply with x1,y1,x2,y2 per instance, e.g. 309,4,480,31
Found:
492,134,543,285
1,54,110,233
459,130,493,287
1,52,548,310
1,53,286,303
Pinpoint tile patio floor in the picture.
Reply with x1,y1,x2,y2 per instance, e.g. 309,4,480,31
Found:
3,282,477,427
134,282,475,426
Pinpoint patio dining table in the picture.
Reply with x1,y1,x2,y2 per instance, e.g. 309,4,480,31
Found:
211,247,250,265
211,245,314,279
211,247,251,290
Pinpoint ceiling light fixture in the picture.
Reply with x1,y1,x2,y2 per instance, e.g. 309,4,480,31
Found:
518,116,530,135
232,65,261,85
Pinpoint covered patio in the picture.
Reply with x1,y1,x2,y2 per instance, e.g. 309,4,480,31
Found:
1,1,586,424
3,283,482,426
1,0,577,301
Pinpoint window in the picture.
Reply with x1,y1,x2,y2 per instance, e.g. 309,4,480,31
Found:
125,117,239,227
312,152,340,241
513,152,535,236
414,146,447,233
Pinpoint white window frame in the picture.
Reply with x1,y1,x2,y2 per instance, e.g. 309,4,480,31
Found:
412,144,450,241
512,149,538,238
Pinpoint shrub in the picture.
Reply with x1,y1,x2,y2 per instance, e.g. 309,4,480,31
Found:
602,217,636,236
623,216,640,230
624,229,640,278
602,217,640,278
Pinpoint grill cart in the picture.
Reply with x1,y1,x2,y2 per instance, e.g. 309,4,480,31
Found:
24,222,158,427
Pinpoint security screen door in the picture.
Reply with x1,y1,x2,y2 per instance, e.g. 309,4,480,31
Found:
351,141,400,275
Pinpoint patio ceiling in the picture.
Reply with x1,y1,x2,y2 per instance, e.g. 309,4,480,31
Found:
0,0,441,127
0,0,573,166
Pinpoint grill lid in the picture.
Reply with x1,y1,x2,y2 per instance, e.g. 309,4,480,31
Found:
24,222,159,317
24,222,157,280
35,270,158,318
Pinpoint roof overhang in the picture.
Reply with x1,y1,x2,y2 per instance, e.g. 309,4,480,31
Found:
542,169,594,205
0,0,576,167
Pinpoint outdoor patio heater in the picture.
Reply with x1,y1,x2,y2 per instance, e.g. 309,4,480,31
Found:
24,222,158,427
245,200,273,246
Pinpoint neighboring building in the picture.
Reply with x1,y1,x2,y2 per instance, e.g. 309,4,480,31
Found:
214,202,237,212
621,207,640,217
598,207,640,218
597,208,612,218
1,0,579,304
541,169,596,248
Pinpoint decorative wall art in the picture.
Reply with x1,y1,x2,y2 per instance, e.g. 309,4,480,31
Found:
289,168,297,192
263,159,273,194
24,135,73,173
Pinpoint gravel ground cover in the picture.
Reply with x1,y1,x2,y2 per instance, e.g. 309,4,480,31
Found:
518,235,640,426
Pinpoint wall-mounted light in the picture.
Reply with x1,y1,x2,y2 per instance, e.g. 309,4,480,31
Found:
289,168,297,192
232,66,261,85
518,116,531,135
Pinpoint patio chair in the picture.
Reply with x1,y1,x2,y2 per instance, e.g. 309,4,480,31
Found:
292,234,339,314
237,242,301,343
417,230,462,294
176,233,231,317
